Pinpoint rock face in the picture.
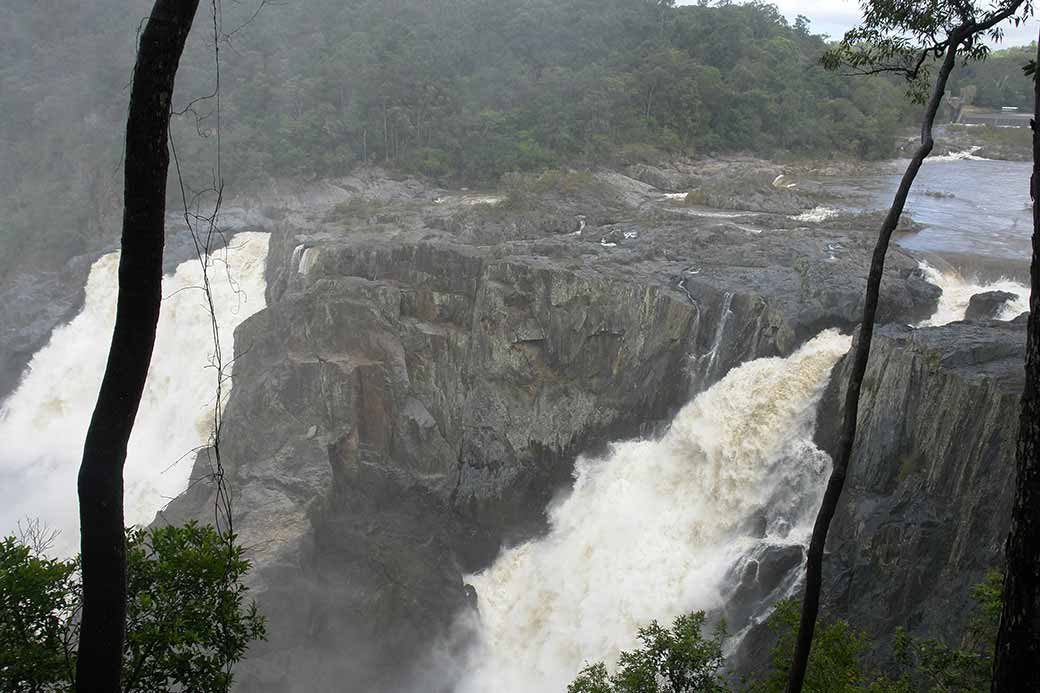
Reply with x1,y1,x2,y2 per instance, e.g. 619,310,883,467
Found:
160,166,939,691
815,317,1025,656
966,290,1019,321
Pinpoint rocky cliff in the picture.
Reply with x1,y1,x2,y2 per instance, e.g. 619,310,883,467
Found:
160,165,940,691
816,317,1024,657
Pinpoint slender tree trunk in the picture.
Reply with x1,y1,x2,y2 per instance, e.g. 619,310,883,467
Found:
784,34,964,693
75,1,199,690
992,32,1040,693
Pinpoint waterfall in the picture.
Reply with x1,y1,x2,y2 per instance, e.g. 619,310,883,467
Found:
917,262,1030,326
0,232,270,555
695,292,734,385
455,330,851,693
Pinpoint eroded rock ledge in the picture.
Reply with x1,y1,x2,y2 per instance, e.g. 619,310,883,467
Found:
161,166,939,691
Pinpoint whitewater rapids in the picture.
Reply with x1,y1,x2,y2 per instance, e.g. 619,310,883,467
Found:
455,330,852,692
917,262,1030,326
0,232,269,555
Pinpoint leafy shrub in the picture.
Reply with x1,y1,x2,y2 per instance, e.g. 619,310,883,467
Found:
0,533,79,690
568,612,728,693
327,197,392,224
569,571,1005,693
0,522,266,692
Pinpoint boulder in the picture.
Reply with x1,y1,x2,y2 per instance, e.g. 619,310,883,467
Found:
966,290,1019,321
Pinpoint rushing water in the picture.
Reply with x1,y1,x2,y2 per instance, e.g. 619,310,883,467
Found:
453,156,1035,691
455,331,850,692
0,232,269,555
0,155,1029,687
452,262,1025,693
918,261,1030,326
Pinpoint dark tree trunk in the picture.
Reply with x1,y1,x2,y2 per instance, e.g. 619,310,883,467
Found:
75,1,200,690
784,34,964,693
992,31,1040,693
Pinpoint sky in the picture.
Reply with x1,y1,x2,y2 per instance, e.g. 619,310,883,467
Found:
681,1,1040,47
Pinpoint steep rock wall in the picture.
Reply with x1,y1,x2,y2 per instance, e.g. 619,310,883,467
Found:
816,318,1024,655
161,169,939,691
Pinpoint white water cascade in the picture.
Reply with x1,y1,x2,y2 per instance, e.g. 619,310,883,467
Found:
455,330,851,693
918,262,1030,326
0,232,270,555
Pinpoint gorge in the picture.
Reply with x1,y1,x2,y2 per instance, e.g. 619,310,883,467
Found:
1,156,1029,690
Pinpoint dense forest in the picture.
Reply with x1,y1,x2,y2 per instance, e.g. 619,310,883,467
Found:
948,43,1038,109
0,0,1033,276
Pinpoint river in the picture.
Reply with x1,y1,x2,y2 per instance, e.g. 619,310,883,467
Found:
827,155,1034,262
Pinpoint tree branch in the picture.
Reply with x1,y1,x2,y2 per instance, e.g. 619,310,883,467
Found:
785,23,967,693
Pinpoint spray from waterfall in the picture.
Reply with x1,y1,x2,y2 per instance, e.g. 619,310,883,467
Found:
453,330,851,693
0,232,270,555
917,262,1029,326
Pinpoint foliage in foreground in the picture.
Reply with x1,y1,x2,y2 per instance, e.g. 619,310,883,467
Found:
570,570,1003,693
568,613,728,693
0,522,266,692
0,531,80,690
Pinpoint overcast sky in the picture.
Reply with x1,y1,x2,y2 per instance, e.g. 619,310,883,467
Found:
681,1,1039,47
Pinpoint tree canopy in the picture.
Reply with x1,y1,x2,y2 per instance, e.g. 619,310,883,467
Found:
0,523,266,692
567,571,1005,693
0,0,924,277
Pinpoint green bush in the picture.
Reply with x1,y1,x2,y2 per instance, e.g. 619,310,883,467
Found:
569,571,1005,693
0,522,266,692
0,533,79,690
568,612,728,693
748,599,875,693
327,197,392,224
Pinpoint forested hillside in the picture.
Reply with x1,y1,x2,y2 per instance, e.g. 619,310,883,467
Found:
948,43,1038,109
0,0,1028,277
208,0,915,178
0,0,917,276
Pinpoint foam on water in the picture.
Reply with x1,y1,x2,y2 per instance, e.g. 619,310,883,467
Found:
926,146,990,163
917,261,1029,326
455,330,851,692
791,206,839,223
0,232,270,554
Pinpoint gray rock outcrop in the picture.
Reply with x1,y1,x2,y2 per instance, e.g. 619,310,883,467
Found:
0,224,249,406
159,166,940,691
0,260,92,403
966,290,1019,321
816,317,1025,658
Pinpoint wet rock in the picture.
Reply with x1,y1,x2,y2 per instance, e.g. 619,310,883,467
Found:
160,166,941,691
723,543,804,631
812,317,1025,664
966,290,1018,321
0,256,92,404
625,158,829,214
0,213,274,406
